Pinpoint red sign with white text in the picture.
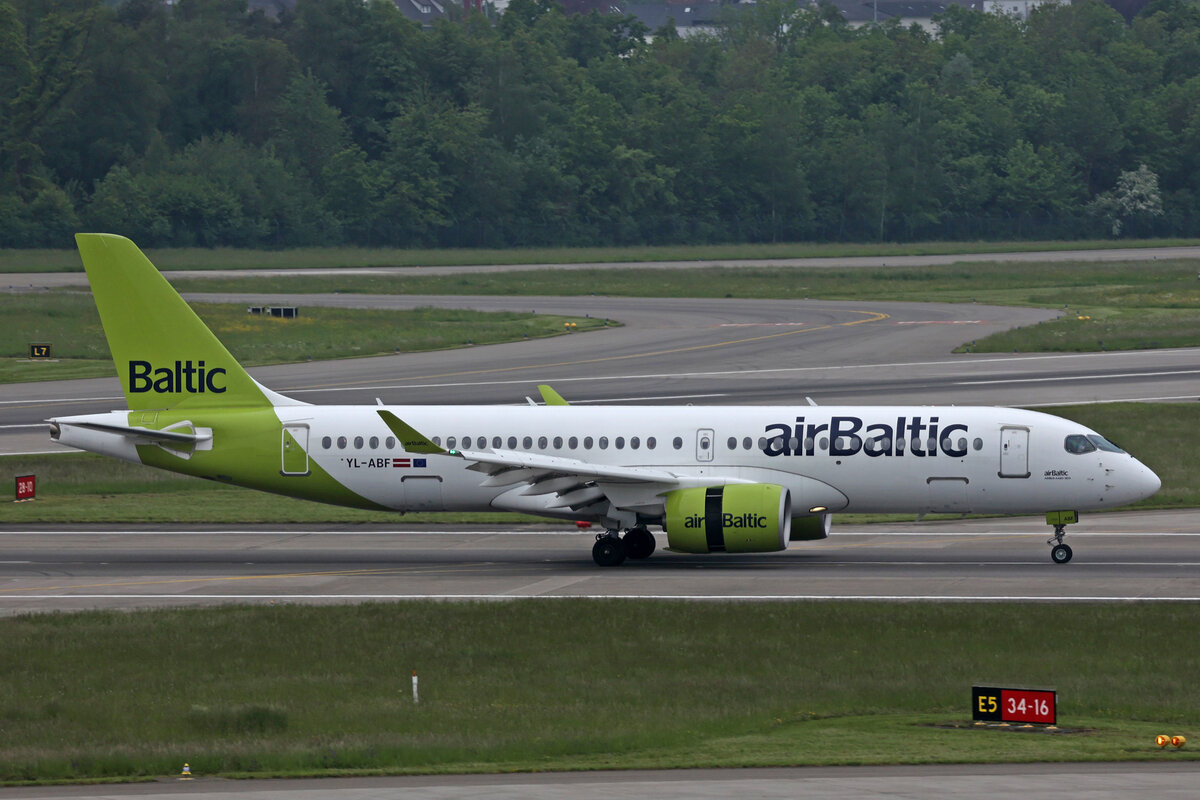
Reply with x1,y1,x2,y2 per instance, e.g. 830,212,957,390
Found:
15,474,35,501
973,686,1056,724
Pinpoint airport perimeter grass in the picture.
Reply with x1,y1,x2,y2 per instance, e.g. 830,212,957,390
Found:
1,402,1195,524
4,238,1199,273
0,601,1196,783
0,293,605,384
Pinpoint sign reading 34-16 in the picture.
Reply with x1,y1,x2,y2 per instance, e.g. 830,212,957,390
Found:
972,685,1056,725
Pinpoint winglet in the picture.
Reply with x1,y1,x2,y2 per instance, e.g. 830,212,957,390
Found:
538,384,569,406
377,411,446,454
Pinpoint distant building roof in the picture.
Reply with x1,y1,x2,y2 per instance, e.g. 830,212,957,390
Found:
248,0,296,20
624,1,729,34
394,0,452,27
828,0,982,24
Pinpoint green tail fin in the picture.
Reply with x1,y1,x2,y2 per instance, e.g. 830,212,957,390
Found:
75,233,270,410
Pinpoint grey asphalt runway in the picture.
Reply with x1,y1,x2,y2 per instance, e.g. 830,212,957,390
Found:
1,510,1197,616
5,762,1200,800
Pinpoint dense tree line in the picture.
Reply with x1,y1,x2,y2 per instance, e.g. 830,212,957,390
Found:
2,0,1199,248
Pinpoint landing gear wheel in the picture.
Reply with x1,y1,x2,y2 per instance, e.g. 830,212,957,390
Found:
1046,522,1072,565
592,535,626,567
622,527,656,560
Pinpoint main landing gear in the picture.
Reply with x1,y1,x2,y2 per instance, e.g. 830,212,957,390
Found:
592,526,657,567
1045,511,1079,564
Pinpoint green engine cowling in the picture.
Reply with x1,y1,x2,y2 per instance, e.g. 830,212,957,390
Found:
664,484,791,554
790,513,831,541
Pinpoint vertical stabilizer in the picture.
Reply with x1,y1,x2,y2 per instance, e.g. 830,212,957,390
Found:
75,233,271,410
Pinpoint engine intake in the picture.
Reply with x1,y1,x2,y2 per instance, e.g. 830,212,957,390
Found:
664,484,791,554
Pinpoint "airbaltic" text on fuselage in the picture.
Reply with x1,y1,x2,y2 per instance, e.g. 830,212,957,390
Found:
763,415,969,457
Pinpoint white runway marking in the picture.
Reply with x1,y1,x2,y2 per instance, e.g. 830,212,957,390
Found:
2,594,1199,602
957,369,1200,385
2,530,1198,537
0,394,122,405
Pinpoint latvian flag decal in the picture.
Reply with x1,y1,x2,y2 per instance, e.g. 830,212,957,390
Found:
392,458,428,468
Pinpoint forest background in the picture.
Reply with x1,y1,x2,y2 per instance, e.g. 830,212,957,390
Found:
3,0,1199,249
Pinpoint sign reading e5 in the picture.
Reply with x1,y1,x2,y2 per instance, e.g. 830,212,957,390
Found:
972,686,1056,725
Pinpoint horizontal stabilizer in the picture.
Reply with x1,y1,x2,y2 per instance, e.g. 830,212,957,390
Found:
51,419,210,444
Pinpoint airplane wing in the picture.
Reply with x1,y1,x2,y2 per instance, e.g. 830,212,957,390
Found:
378,410,684,517
454,448,683,515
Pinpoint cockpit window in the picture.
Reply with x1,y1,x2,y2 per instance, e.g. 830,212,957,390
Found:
1064,435,1097,454
1087,434,1125,453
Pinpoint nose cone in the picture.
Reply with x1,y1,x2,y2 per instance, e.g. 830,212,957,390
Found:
1136,460,1162,500
1137,460,1156,496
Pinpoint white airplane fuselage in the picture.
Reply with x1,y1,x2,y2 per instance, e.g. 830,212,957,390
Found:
56,403,1160,518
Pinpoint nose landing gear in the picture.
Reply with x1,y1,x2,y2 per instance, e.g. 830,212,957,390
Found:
1045,511,1078,564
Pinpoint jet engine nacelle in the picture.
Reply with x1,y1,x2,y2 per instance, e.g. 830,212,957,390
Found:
664,484,791,554
790,512,831,541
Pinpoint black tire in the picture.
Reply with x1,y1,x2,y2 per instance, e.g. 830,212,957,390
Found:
1051,543,1073,564
592,536,626,567
623,527,656,560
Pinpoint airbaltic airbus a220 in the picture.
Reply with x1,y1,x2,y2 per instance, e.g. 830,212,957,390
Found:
50,234,1161,566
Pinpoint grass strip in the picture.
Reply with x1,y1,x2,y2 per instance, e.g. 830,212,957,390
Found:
0,293,609,384
4,238,1200,274
0,601,1195,783
1,402,1194,524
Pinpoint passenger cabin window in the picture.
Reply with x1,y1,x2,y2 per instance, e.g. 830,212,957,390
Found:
1065,434,1097,454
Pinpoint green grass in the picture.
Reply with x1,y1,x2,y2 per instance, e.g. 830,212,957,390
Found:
165,258,1197,299
2,402,1194,524
4,238,1200,273
0,601,1195,783
0,453,538,524
0,293,609,384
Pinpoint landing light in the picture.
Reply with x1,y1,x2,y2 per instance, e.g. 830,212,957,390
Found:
809,506,827,513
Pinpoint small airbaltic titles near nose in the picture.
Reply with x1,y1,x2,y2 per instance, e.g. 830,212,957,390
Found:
49,234,1161,566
